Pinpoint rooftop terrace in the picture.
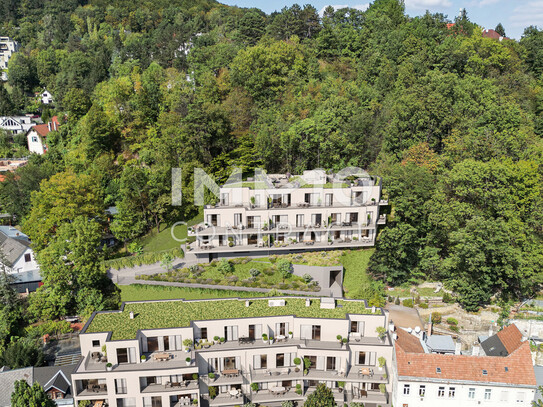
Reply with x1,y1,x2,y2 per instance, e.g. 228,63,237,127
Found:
84,298,379,340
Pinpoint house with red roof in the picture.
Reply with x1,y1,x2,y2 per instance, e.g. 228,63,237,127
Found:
26,116,60,155
392,324,537,406
482,29,509,41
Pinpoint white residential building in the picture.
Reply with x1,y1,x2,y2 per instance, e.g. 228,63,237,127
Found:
73,297,393,407
0,116,34,135
26,116,60,154
392,324,537,407
0,37,19,81
41,89,54,104
0,226,39,274
191,170,387,261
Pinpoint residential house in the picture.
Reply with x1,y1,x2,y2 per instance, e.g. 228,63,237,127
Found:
192,169,387,261
73,297,394,407
0,116,34,135
0,158,28,182
0,37,19,81
482,29,509,41
0,365,76,407
392,324,537,407
40,89,54,105
26,116,60,155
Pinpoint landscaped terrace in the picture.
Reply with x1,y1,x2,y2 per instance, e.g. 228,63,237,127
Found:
84,297,379,340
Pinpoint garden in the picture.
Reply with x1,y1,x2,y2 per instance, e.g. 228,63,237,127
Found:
137,258,321,292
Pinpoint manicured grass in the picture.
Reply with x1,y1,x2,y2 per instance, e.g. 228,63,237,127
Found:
340,249,375,298
87,297,378,339
140,212,203,252
119,284,262,302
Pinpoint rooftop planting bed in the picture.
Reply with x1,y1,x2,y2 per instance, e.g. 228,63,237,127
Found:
86,298,376,340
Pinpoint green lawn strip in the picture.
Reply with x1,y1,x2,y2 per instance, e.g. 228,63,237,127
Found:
140,211,203,253
119,284,262,302
340,249,375,298
87,298,376,340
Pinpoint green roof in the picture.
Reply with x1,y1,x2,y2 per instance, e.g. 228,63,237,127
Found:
85,298,377,340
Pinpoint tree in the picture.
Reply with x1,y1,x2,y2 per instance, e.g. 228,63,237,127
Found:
495,23,506,37
0,83,14,115
217,259,234,275
0,338,44,369
23,171,104,251
161,252,174,272
11,380,55,407
276,259,292,282
304,383,336,407
0,258,22,348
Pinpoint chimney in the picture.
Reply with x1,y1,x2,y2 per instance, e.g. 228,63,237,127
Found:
472,345,480,356
455,340,462,355
129,311,134,319
427,321,433,337
47,122,51,131
54,119,58,131
488,326,493,337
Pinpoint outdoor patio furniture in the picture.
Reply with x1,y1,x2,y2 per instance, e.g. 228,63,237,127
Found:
222,368,239,377
91,352,100,360
360,389,368,398
359,367,371,376
153,352,170,362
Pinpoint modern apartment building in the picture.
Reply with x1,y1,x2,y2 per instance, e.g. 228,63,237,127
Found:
0,37,19,81
191,170,387,261
73,297,393,407
392,324,537,407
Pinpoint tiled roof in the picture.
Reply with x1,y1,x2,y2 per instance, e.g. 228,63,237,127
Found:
396,328,424,353
395,325,536,386
31,123,50,138
497,324,524,354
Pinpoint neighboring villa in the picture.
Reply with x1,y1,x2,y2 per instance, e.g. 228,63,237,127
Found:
0,37,19,81
191,169,387,261
0,115,35,135
0,158,27,181
26,116,60,155
73,297,393,407
392,324,536,407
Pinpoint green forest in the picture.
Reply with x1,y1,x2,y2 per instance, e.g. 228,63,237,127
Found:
0,0,543,354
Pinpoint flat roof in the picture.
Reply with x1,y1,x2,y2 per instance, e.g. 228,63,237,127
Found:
84,297,380,340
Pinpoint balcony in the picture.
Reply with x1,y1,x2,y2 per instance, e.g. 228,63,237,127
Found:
249,366,303,383
208,391,246,406
345,365,389,383
76,382,107,397
141,380,199,393
250,388,305,404
203,371,245,386
305,386,345,403
346,389,390,406
304,369,347,381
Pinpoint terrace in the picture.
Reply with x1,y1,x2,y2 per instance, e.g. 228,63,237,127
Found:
84,298,380,340
249,388,305,404
141,380,199,393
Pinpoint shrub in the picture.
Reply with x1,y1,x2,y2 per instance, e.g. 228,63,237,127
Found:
442,291,453,303
208,373,215,379
276,259,293,281
249,268,260,277
431,312,442,324
378,356,386,367
449,325,459,333
227,275,239,283
251,383,259,392
192,373,198,380
446,317,458,325
394,297,400,305
217,259,234,275
402,299,414,308
415,295,421,304
294,357,301,365
208,386,217,399
281,402,295,407
419,303,428,309
302,273,312,283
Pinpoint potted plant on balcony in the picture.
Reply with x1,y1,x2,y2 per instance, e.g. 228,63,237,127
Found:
288,331,293,339
293,357,301,372
214,336,220,345
295,384,302,395
376,326,387,343
186,357,191,366
342,337,348,345
379,383,386,394
106,362,112,372
183,338,193,352
303,357,311,375
250,196,256,208
262,333,268,343
251,383,259,392
208,373,215,381
192,399,198,405
337,335,343,344
337,381,345,393
378,356,386,371
140,355,146,362
269,335,274,344
192,373,199,381
220,337,225,344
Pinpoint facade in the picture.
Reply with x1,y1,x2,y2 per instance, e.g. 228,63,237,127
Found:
26,116,60,154
0,37,19,81
192,170,387,260
0,227,39,274
73,297,394,407
392,324,537,407
0,116,35,135
41,89,54,104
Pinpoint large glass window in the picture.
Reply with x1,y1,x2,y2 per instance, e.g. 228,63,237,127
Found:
326,357,336,371
115,378,127,394
311,325,321,340
276,353,284,367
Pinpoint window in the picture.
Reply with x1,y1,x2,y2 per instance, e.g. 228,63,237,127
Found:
482,369,488,375
326,357,336,371
419,385,425,397
31,136,38,142
24,253,31,262
220,193,229,206
448,387,455,398
350,321,359,333
468,388,475,399
325,193,333,206
358,352,366,365
296,214,304,227
234,213,242,226
438,387,445,397
200,328,208,340
261,354,267,369
311,325,321,340
92,340,100,347
276,353,284,367
117,399,136,407
143,396,162,407
516,392,525,402
403,384,410,395
115,378,127,394
436,367,441,373
484,389,491,400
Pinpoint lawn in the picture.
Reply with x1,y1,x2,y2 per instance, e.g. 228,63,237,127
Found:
119,284,263,302
340,249,375,298
140,211,203,252
87,297,378,339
